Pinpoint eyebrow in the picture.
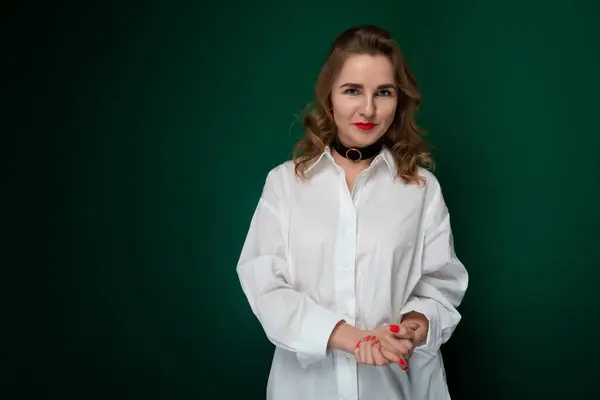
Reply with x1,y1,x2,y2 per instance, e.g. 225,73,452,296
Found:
340,83,396,90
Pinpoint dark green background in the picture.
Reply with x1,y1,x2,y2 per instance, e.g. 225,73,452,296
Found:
5,1,600,398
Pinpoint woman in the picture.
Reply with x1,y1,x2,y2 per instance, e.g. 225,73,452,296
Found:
236,25,468,400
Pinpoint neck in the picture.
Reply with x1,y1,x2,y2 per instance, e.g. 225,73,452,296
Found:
331,149,373,170
331,135,383,164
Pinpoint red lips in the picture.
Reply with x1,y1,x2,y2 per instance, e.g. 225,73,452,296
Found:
355,122,376,130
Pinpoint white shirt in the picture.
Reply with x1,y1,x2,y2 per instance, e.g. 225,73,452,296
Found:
236,146,468,400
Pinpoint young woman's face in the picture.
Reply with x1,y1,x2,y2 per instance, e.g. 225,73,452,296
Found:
330,54,398,148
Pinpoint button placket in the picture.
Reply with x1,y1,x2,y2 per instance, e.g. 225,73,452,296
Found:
334,172,359,400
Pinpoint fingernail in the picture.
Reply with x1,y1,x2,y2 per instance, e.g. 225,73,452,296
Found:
373,339,380,344
389,325,400,333
398,359,406,366
356,341,361,348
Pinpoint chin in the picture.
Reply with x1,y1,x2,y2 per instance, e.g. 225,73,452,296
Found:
350,131,384,147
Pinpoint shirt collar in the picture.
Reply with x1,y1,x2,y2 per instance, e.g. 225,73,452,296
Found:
305,145,397,178
379,146,397,178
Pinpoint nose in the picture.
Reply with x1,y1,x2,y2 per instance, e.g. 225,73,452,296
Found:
359,96,376,118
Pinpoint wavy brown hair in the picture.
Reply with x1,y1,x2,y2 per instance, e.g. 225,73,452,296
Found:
292,25,433,185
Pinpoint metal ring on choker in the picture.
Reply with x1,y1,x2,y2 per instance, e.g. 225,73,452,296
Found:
333,136,382,162
345,148,363,162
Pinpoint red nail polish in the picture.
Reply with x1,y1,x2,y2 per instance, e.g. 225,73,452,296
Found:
356,340,362,348
398,359,406,366
389,325,400,333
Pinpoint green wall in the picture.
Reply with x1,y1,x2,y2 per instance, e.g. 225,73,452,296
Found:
5,1,600,398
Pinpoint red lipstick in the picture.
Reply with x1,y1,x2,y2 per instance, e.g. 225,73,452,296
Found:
355,122,376,131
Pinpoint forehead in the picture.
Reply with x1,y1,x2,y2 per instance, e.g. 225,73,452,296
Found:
334,54,395,85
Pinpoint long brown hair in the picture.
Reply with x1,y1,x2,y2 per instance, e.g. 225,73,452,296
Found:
292,25,433,185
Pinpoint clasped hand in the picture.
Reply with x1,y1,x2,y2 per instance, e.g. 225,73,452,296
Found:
353,322,421,370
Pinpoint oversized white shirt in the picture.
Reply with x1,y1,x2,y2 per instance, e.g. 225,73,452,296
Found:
236,146,468,400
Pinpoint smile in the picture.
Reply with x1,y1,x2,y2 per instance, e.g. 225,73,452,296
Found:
354,122,376,131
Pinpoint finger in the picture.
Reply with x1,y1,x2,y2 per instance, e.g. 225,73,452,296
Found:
379,339,404,360
363,337,374,365
407,340,415,358
399,325,416,341
380,346,408,371
381,339,412,365
380,333,414,356
357,336,369,364
371,340,389,366
378,335,402,355
356,339,364,364
402,321,421,331
388,325,416,341
388,324,413,339
397,340,414,360
382,337,415,362
380,346,400,362
354,336,367,362
357,338,366,364
399,357,409,371
355,338,363,351
354,347,361,363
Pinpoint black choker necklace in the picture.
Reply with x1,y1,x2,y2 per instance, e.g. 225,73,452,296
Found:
331,136,383,162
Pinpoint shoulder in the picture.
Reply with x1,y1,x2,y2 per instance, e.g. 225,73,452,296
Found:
395,166,442,200
260,160,297,200
264,160,296,184
416,167,442,195
415,167,450,228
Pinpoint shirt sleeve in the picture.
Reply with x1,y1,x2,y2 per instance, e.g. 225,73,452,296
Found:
236,168,344,368
400,177,469,354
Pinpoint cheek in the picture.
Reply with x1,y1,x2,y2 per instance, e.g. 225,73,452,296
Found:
332,96,355,121
380,101,398,121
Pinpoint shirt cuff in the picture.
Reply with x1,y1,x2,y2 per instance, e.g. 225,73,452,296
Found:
400,297,442,354
296,307,344,369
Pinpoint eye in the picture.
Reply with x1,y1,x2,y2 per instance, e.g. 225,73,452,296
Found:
376,89,393,97
344,88,360,95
